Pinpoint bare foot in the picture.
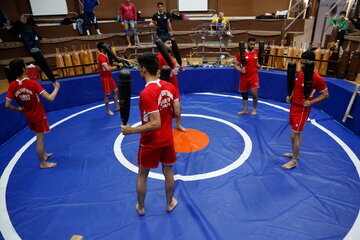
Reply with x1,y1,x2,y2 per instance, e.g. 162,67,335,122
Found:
237,111,248,115
114,107,120,112
107,110,115,116
44,153,53,161
251,109,257,115
135,203,145,216
283,153,293,158
176,125,187,132
282,160,297,170
40,162,57,169
127,43,131,48
166,197,178,212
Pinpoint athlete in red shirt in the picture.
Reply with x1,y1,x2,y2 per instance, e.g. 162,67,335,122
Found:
97,42,123,115
157,35,186,131
5,59,60,169
282,50,329,170
121,52,181,216
118,0,140,47
234,37,262,115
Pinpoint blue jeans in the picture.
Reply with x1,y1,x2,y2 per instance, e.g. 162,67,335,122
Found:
123,19,137,36
215,22,228,31
20,32,40,52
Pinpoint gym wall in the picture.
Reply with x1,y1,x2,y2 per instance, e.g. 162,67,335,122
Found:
1,0,291,20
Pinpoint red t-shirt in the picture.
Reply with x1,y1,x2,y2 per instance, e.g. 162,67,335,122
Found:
157,53,179,90
98,53,112,79
139,79,179,148
6,78,46,124
236,49,259,81
291,71,328,106
119,2,137,21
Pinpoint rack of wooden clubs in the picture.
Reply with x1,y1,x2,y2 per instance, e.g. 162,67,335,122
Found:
262,40,359,79
54,44,101,78
336,43,360,81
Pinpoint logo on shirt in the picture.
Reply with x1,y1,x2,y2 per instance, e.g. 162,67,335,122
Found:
15,88,33,101
158,90,174,109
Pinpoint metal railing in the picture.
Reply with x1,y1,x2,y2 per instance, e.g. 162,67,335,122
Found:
342,84,360,122
285,0,303,20
319,0,344,46
281,1,312,40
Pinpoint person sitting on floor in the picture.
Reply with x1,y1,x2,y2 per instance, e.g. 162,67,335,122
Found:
329,11,349,48
13,14,41,52
210,12,232,36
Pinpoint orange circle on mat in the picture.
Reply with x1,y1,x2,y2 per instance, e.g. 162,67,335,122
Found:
172,128,210,153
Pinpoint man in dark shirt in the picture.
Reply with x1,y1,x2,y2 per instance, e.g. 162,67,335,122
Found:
150,2,173,38
13,14,41,52
0,10,12,42
350,12,360,30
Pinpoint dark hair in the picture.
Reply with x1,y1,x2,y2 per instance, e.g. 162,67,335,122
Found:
248,37,256,42
301,49,315,61
160,35,171,42
138,52,159,76
157,2,164,6
97,41,104,51
339,11,346,16
9,59,25,77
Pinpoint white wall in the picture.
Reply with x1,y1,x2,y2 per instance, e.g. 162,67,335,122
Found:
179,0,208,11
29,0,68,16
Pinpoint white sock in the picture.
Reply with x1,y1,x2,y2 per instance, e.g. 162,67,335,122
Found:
86,30,90,36
96,29,102,35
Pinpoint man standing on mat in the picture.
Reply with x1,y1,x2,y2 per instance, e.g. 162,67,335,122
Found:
157,35,186,131
121,52,180,215
5,59,60,169
234,37,262,115
282,50,329,170
97,42,122,115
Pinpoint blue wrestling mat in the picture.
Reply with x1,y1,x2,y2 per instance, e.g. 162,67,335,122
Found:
0,92,359,240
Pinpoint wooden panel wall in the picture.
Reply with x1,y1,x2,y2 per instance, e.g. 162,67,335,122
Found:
218,0,290,16
0,0,79,20
1,0,306,20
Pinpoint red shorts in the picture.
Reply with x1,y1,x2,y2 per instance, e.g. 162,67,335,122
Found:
289,104,311,133
137,144,177,169
28,117,50,134
101,76,117,95
239,74,260,92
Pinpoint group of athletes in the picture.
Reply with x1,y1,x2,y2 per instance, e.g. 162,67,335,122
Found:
5,36,329,215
